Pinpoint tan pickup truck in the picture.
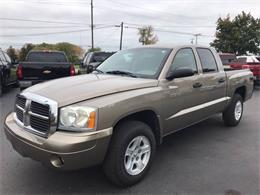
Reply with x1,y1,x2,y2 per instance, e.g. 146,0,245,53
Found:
4,45,254,187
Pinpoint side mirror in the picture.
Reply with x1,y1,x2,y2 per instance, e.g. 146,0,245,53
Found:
87,64,94,73
166,67,195,80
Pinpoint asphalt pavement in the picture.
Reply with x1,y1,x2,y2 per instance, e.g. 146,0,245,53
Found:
0,87,259,194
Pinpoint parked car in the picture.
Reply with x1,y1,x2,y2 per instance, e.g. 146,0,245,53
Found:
80,51,115,74
237,55,260,63
0,49,18,96
17,50,75,90
230,55,260,85
5,45,254,187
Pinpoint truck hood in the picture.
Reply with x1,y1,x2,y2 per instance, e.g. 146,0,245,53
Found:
24,74,159,107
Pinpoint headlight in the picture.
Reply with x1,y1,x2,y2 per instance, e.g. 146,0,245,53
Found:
59,106,97,131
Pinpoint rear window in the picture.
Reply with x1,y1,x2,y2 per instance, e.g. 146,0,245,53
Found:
237,57,247,63
197,48,218,73
219,54,237,65
27,52,68,62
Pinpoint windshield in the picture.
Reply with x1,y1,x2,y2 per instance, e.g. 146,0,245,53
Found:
27,52,68,62
98,48,171,79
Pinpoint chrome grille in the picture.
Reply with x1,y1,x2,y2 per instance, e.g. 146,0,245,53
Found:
14,93,58,137
16,95,26,108
15,106,24,122
31,101,50,117
30,115,50,133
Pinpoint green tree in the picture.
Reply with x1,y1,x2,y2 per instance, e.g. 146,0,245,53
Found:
33,42,84,63
138,26,158,45
6,46,18,62
211,12,260,55
55,42,84,63
19,43,35,61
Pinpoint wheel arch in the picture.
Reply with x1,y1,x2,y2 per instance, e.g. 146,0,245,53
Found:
234,86,246,101
112,109,163,145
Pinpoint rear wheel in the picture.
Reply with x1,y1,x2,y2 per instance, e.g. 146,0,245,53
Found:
222,94,243,126
103,120,156,187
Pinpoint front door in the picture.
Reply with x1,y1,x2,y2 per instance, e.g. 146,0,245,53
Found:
161,47,205,134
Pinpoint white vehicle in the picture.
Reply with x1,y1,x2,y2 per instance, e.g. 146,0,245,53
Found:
237,56,260,63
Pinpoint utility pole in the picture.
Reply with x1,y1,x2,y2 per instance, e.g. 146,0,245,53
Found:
194,33,201,44
119,22,124,50
115,22,124,50
90,0,94,50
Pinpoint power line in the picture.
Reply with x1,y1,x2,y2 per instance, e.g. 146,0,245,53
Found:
125,23,216,28
109,0,187,19
0,17,86,25
2,25,85,29
0,25,115,37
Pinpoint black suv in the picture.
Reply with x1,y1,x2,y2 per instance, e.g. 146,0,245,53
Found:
0,49,18,96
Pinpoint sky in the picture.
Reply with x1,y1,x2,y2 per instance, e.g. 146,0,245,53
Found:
0,0,259,52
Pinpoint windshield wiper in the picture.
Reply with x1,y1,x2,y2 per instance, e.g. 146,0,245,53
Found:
106,70,137,78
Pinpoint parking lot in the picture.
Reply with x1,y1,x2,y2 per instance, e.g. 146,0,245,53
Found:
0,87,259,194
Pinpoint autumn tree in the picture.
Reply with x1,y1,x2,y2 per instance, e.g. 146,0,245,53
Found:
33,42,84,63
210,12,260,55
19,43,35,61
138,26,158,45
6,46,18,62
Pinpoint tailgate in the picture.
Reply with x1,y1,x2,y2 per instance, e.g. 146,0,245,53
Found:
20,62,71,80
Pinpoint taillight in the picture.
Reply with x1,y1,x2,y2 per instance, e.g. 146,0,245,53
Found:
17,64,23,79
70,65,75,76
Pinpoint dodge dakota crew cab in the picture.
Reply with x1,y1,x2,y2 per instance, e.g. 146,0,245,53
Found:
18,50,75,90
4,45,254,187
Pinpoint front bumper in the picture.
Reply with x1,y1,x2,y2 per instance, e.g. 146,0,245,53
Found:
4,113,112,170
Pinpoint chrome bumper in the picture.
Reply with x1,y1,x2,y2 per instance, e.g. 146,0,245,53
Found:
4,113,112,170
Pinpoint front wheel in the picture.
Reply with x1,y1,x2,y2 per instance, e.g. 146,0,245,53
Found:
222,94,243,127
103,120,156,187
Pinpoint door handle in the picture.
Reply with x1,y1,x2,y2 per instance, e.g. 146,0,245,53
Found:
218,78,225,83
193,82,202,88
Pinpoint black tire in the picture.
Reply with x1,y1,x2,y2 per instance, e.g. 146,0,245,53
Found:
222,94,243,127
103,120,156,187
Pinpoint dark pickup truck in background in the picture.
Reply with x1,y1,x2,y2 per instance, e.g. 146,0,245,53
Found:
18,50,75,90
0,49,18,96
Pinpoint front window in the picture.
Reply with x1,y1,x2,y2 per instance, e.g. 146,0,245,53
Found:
98,48,171,79
170,48,198,73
